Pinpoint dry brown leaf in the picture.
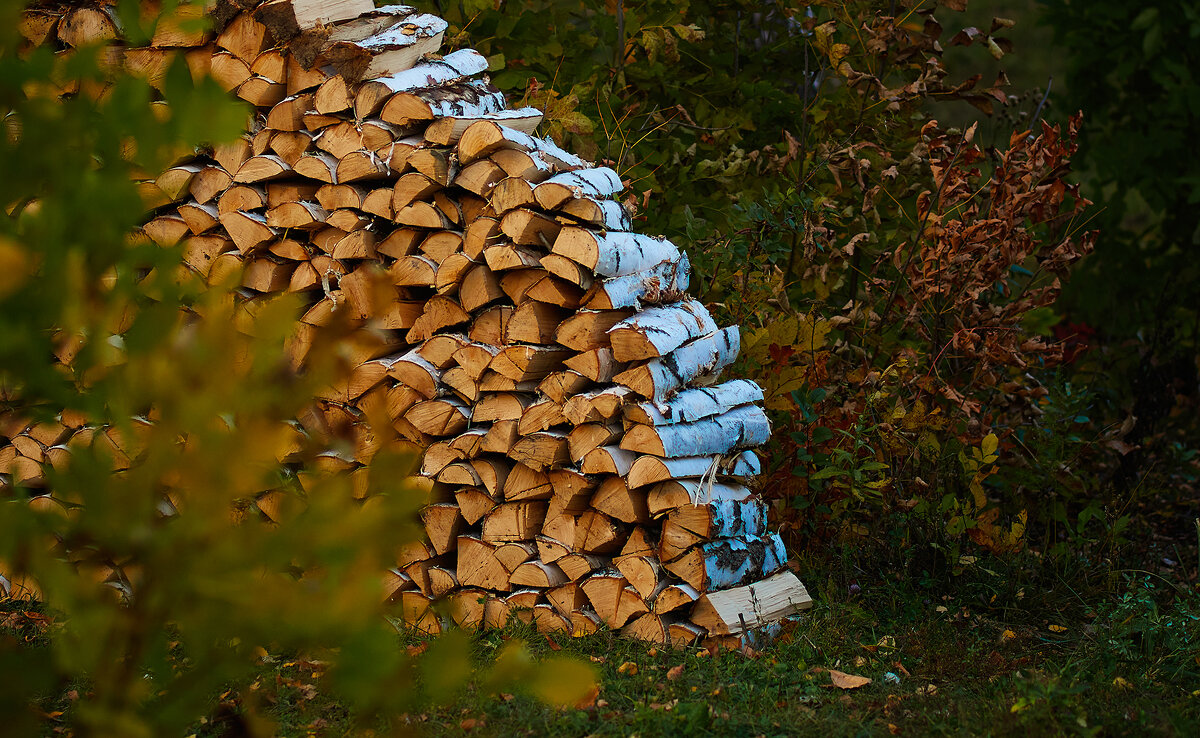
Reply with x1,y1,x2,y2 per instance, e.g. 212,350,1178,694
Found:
666,665,685,681
829,669,872,690
574,683,601,709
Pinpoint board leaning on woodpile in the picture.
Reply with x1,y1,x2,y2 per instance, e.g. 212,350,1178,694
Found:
2,0,812,650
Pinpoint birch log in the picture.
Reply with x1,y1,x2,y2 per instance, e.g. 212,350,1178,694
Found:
690,571,813,635
647,480,753,516
533,167,623,210
457,121,588,170
625,379,764,426
353,48,487,113
662,533,788,591
607,299,717,362
583,253,691,310
613,326,740,404
626,450,761,488
620,404,770,458
323,13,448,82
552,229,681,278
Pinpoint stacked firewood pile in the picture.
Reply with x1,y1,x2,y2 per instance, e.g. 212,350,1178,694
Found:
3,0,812,649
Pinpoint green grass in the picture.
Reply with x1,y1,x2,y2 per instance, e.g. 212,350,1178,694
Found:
6,549,1198,736
234,556,1200,737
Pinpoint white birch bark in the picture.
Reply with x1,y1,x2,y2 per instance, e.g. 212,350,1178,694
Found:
695,533,788,590
607,299,717,361
458,121,588,170
617,326,740,404
431,107,544,142
626,379,764,426
422,78,506,119
668,496,768,539
620,404,770,458
352,13,447,52
690,571,813,635
534,167,622,202
368,48,487,93
585,253,691,310
626,450,761,487
552,228,681,278
647,480,753,515
561,198,632,231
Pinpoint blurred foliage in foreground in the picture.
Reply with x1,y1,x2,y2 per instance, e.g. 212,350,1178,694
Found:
0,2,593,734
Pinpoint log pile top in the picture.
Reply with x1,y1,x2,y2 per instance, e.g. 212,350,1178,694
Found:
1,0,812,649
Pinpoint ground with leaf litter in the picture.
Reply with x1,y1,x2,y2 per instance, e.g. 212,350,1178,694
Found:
10,548,1192,737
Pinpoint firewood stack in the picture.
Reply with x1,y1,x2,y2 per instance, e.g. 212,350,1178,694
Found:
3,0,812,649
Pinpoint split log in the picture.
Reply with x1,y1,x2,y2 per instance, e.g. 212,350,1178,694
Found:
380,78,506,127
653,583,699,615
580,445,636,476
456,535,511,591
619,405,770,458
552,228,680,278
626,450,761,488
661,534,788,592
458,121,587,170
615,555,669,602
582,253,691,310
622,613,669,644
690,571,813,635
558,197,632,231
533,167,622,211
607,299,717,362
510,559,568,588
322,13,448,83
590,477,649,524
424,107,544,146
660,497,768,562
481,501,547,543
625,379,763,426
613,326,740,404
647,480,752,516
509,431,569,471
502,461,553,501
554,310,633,352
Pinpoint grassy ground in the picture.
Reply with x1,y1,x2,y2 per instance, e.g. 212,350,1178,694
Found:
5,545,1198,737
197,551,1198,737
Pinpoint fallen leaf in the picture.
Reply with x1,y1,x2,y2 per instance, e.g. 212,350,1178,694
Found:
589,656,606,663
1048,625,1067,633
828,669,871,689
407,643,429,657
617,661,638,675
888,724,900,735
1112,677,1132,690
499,693,514,702
666,665,685,680
1001,629,1017,642
574,684,600,709
545,635,561,651
459,718,482,731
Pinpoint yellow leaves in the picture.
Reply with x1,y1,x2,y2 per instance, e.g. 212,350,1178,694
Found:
617,661,639,675
1112,677,1132,690
1048,624,1068,633
0,237,35,298
527,657,598,708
